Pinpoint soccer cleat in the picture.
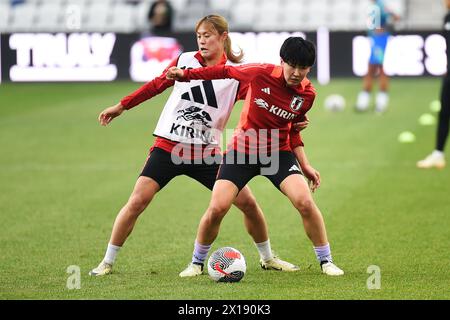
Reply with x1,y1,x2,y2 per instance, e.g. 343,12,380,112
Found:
321,261,344,276
375,92,389,114
417,153,446,169
89,261,113,276
260,255,300,272
179,262,204,277
355,91,370,112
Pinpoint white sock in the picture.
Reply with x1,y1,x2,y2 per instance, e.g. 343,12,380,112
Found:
376,91,389,111
192,240,211,265
103,243,121,265
255,239,273,262
432,150,444,158
313,243,332,263
356,91,370,111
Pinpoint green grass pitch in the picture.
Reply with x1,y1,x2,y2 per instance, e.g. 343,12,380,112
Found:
1,78,449,299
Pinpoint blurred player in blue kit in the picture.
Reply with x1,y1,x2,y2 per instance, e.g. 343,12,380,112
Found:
356,0,400,113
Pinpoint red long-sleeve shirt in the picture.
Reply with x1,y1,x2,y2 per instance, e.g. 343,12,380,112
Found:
181,63,316,154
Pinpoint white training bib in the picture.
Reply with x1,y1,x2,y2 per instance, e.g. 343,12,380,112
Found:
153,52,240,145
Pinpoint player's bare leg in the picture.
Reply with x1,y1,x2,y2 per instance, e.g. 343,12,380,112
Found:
379,67,389,92
178,180,237,277
89,176,159,276
233,187,300,271
280,174,344,276
109,176,160,245
232,185,300,271
280,175,328,246
197,180,239,245
363,64,377,92
356,64,377,111
232,185,268,243
376,67,390,113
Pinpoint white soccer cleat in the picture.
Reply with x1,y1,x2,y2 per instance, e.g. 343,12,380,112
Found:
179,263,203,277
321,261,344,276
355,91,370,112
89,261,113,276
260,255,300,272
417,153,446,169
375,92,389,114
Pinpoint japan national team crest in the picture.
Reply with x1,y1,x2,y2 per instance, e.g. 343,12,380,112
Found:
290,95,304,112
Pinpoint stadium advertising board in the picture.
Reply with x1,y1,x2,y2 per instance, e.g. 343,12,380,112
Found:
352,33,447,76
0,30,445,82
129,36,183,82
6,33,117,81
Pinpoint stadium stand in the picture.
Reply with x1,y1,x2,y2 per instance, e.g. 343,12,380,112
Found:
0,0,445,33
229,0,256,31
0,2,11,31
253,0,284,31
34,1,63,31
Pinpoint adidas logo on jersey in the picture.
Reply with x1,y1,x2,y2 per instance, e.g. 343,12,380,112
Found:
181,80,218,108
261,87,271,95
289,165,300,172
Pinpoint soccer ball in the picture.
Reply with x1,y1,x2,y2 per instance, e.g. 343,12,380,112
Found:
324,94,346,112
207,247,246,282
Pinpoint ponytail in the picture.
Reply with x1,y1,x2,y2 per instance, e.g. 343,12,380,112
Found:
224,35,244,64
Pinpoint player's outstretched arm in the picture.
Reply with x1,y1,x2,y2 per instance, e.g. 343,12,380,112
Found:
166,65,228,82
166,64,265,83
292,146,321,193
98,103,125,126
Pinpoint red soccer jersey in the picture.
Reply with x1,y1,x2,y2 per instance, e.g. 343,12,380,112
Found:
182,63,316,154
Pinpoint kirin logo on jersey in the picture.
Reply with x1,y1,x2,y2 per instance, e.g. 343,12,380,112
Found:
254,97,296,120
177,106,212,128
290,95,305,112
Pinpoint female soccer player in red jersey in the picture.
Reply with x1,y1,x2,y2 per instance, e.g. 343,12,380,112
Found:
168,37,344,276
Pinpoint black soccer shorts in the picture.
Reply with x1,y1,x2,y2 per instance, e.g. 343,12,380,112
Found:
140,147,221,190
216,150,303,192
